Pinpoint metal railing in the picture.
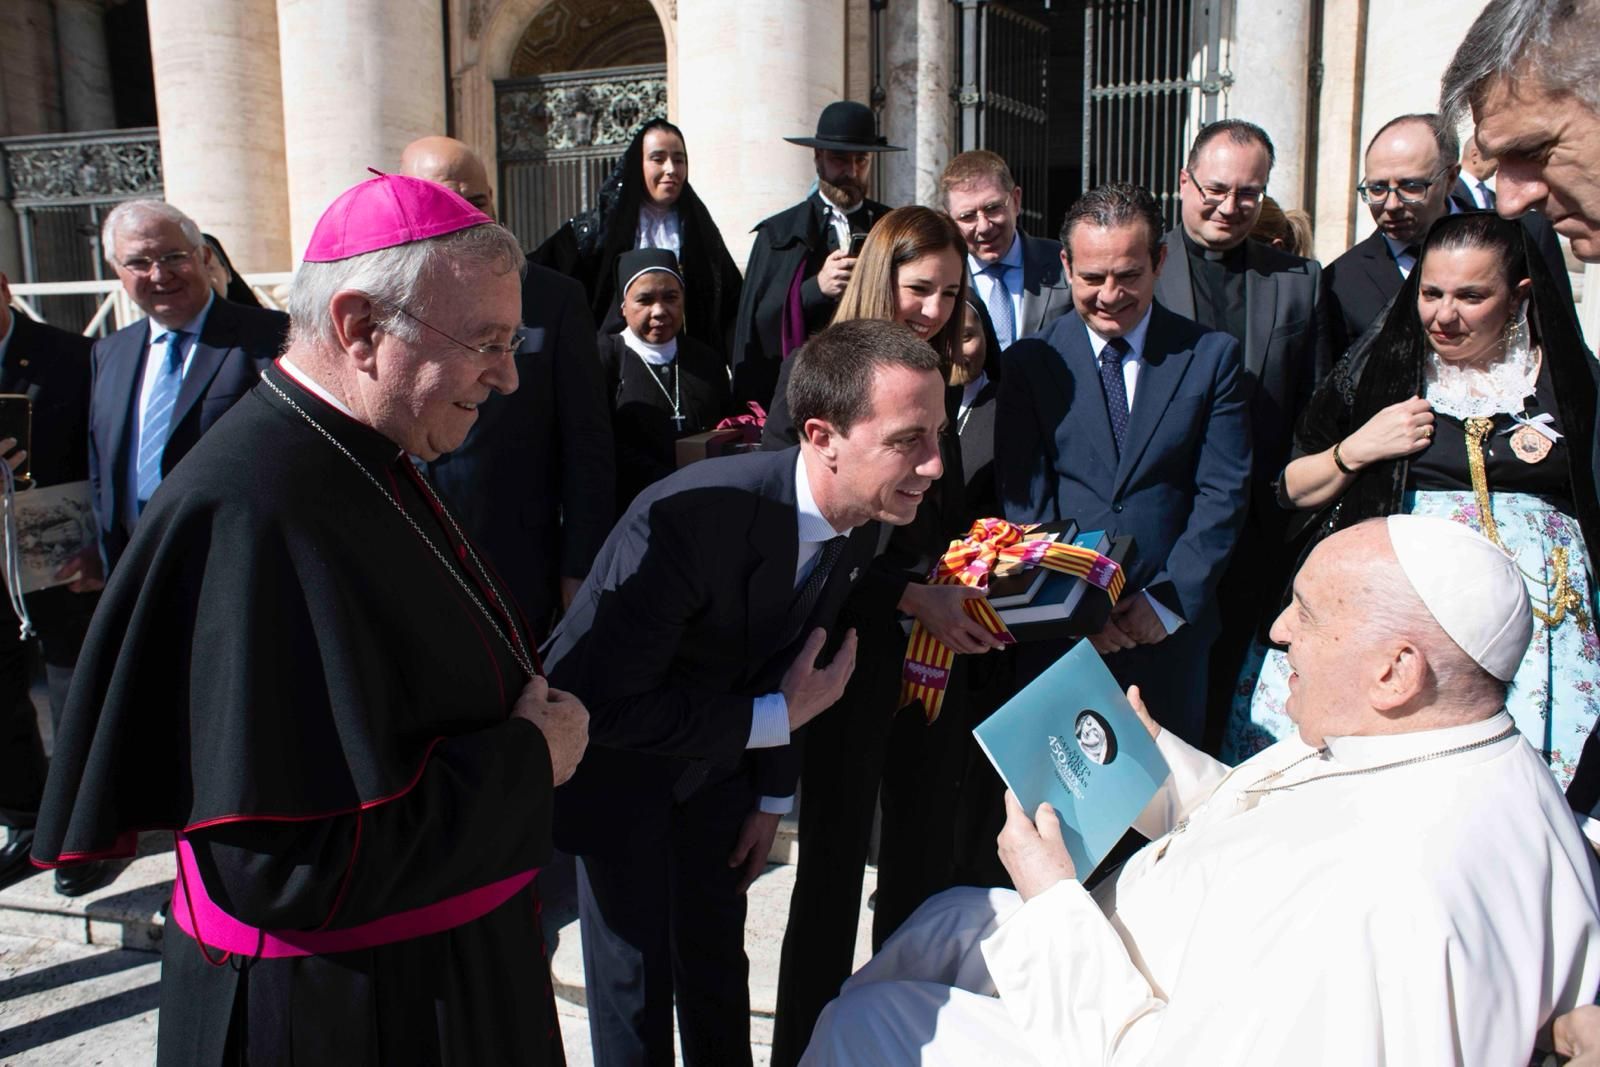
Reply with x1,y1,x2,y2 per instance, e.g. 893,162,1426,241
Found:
8,274,295,336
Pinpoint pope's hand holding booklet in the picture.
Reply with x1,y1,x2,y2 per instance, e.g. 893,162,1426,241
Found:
976,641,1170,881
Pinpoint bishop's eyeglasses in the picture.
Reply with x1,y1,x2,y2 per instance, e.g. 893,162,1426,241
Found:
390,305,527,359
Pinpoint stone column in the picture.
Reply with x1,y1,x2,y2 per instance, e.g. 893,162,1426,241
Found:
1226,0,1310,211
275,0,447,263
1,0,64,135
882,0,954,209
147,0,292,272
53,0,116,131
677,0,846,267
1309,0,1364,265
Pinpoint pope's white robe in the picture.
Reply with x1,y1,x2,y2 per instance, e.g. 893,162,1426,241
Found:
802,712,1600,1065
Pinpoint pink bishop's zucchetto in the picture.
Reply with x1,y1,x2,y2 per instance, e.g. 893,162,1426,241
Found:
302,171,492,263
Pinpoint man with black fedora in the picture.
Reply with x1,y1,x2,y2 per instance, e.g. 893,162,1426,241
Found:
730,100,901,408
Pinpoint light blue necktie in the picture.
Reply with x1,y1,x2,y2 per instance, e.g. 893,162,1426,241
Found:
136,329,186,508
983,261,1017,350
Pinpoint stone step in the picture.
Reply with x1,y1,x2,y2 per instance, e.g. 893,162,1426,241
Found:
0,835,171,953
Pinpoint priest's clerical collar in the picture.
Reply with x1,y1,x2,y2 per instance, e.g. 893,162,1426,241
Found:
278,355,356,418
1321,709,1515,769
1179,225,1245,268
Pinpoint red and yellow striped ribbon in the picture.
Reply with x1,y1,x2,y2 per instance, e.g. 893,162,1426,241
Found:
898,518,1126,722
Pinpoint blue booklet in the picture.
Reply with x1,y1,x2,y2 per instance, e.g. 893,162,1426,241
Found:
973,642,1170,876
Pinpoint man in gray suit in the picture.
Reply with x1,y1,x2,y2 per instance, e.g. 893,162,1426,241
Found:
1153,120,1331,751
942,151,1071,351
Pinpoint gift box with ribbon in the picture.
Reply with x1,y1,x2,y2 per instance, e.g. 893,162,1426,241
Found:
675,402,768,467
899,518,1131,722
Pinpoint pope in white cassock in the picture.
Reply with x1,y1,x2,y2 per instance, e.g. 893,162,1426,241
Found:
802,515,1600,1066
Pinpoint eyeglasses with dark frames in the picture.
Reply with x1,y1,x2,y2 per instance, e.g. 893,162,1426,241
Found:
1183,169,1266,210
1355,171,1447,206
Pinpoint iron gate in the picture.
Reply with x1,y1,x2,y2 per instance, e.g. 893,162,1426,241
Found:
1083,0,1232,226
0,127,163,333
495,63,668,252
953,1,1051,235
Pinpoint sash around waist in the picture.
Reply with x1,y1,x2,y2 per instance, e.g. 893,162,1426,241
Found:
171,835,537,960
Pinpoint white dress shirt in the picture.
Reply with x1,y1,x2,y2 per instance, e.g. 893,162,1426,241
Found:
747,450,851,813
124,292,214,528
817,189,860,251
1081,307,1184,634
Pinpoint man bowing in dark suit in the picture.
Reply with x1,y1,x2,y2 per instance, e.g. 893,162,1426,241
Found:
89,199,287,574
1153,119,1331,750
941,150,1072,351
998,182,1251,745
545,318,950,1066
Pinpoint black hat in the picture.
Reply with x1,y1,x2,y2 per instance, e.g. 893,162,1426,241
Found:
784,101,905,153
616,248,683,298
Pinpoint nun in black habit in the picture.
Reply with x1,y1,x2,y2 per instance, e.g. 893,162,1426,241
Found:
532,118,743,362
597,249,733,511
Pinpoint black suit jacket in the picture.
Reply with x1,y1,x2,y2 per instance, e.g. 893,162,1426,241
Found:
1153,230,1331,502
1015,233,1073,341
428,262,616,642
1327,210,1576,354
731,195,893,407
5,314,91,489
956,376,1000,523
89,296,286,570
543,447,876,848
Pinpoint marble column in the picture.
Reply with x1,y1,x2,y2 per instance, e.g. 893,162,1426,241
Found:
275,0,447,263
54,0,116,131
1226,0,1310,211
882,0,954,209
147,0,292,272
0,0,64,135
676,0,846,267
0,67,23,281
1309,0,1364,265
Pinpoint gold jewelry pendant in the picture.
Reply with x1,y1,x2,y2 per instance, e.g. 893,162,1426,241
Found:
1510,424,1554,463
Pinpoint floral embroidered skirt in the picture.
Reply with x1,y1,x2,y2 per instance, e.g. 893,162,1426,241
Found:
1223,490,1600,788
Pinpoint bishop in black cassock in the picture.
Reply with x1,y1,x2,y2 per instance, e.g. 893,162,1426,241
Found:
31,175,587,1066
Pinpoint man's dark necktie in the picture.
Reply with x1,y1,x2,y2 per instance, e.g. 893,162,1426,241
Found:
1099,336,1132,454
792,535,847,631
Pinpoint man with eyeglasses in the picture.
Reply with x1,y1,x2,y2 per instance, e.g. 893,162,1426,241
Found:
1152,119,1332,755
941,150,1071,350
33,174,588,1066
1326,113,1572,355
88,199,287,575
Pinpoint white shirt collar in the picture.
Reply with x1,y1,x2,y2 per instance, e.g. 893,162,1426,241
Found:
816,188,862,222
146,291,214,344
1381,199,1463,264
620,327,678,366
959,371,989,417
968,232,1024,279
795,449,847,545
278,355,357,418
1083,305,1154,362
1322,710,1515,769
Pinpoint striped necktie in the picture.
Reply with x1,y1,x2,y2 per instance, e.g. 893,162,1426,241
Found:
136,329,187,508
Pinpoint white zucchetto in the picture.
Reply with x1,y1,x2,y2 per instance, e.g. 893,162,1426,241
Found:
1386,514,1533,681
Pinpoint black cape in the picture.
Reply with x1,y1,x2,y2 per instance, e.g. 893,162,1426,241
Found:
597,329,734,511
730,194,891,408
34,364,563,1066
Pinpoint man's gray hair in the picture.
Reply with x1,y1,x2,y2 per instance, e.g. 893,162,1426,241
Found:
101,199,203,265
1441,0,1600,128
287,223,525,350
